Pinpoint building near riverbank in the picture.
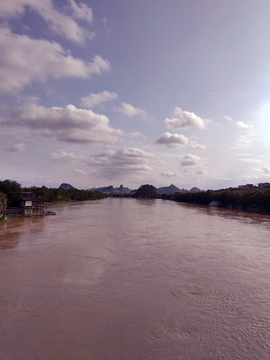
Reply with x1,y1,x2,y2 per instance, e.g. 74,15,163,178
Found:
216,182,270,193
19,192,45,216
1,192,45,217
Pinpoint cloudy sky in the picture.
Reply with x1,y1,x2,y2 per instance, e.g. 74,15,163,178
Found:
1,0,270,190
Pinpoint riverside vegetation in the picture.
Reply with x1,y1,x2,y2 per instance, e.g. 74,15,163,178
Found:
0,180,107,214
1,180,270,215
27,185,107,203
122,184,270,214
167,189,270,213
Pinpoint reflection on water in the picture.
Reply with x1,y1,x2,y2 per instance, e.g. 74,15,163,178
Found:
184,201,270,226
0,230,19,250
135,198,157,206
0,198,270,359
0,217,45,250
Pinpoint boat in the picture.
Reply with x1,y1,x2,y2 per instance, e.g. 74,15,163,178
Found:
44,211,56,215
209,201,223,207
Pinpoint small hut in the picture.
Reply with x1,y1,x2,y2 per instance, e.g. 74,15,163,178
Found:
19,192,45,216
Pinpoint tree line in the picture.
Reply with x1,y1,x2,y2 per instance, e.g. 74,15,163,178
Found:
1,180,270,214
28,186,107,203
0,179,106,210
131,184,270,213
0,180,22,208
0,192,7,212
172,189,270,213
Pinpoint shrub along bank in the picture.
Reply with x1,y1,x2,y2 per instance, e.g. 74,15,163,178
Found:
24,186,107,203
173,189,270,213
0,179,107,210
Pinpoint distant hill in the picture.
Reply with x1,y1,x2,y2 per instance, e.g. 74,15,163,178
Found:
133,184,157,198
59,183,75,190
189,187,201,193
86,183,200,195
158,184,181,194
158,184,201,194
87,185,134,194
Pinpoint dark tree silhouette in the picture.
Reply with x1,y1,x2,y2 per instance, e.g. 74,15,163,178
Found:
0,192,7,211
0,180,22,207
133,184,157,199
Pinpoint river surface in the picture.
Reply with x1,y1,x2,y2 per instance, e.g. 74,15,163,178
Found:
1,198,270,359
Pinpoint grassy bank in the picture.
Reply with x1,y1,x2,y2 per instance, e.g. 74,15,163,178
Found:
0,215,16,224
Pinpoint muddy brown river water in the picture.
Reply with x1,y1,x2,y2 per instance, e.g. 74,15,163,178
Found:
1,197,270,359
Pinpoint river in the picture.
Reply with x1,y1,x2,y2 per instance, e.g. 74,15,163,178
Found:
0,197,270,359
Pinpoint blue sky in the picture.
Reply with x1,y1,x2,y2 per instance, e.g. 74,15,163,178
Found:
1,0,270,190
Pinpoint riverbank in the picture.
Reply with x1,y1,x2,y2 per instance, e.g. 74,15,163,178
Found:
0,215,16,224
93,191,270,215
1,197,107,222
170,189,270,215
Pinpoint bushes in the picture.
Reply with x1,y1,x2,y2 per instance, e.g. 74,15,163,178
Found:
0,180,22,207
25,186,107,203
0,179,106,206
175,189,270,213
133,184,157,199
0,192,7,211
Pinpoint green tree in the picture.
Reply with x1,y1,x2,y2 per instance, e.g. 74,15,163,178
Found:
0,192,7,211
24,185,107,203
133,184,157,199
0,180,22,207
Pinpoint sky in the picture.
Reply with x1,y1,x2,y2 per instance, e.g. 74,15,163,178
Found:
0,0,270,190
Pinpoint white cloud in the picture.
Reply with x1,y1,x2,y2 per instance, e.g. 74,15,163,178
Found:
72,169,87,175
80,91,118,108
127,131,145,138
116,103,148,119
155,132,189,148
262,166,270,175
90,147,154,179
177,154,208,178
224,115,252,130
236,121,252,129
35,177,52,184
0,0,27,18
68,0,93,23
102,18,111,36
7,143,26,152
7,102,123,145
196,169,208,175
189,141,206,150
224,115,233,121
155,132,206,150
239,158,263,164
0,28,111,94
165,107,207,129
179,154,202,166
49,151,87,164
50,147,155,180
239,175,262,184
233,125,256,149
0,0,93,44
161,171,179,177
